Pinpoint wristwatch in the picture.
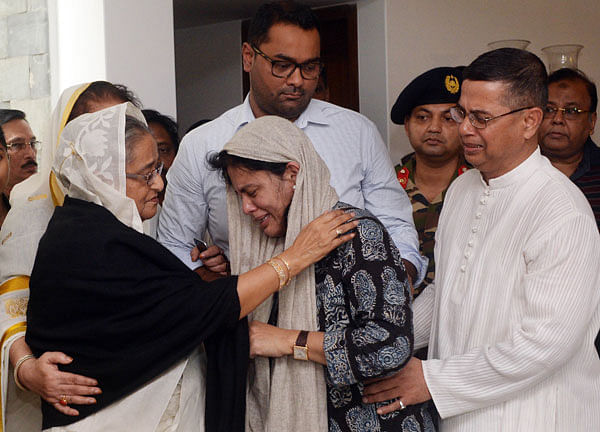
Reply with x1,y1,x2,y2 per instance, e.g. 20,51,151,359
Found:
293,330,309,361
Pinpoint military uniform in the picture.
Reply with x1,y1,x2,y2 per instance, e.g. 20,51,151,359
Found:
395,153,468,297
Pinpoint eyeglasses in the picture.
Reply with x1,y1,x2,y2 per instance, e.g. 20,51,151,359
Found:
450,106,534,129
543,106,592,120
6,140,41,153
251,45,322,80
126,161,163,185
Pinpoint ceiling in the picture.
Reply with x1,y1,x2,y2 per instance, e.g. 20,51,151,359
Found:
173,0,354,29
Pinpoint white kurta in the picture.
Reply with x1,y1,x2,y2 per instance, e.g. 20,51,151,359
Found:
415,148,600,431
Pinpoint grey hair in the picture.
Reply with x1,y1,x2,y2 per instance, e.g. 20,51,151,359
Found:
124,116,152,164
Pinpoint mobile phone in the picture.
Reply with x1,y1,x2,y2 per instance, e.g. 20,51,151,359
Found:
193,238,208,253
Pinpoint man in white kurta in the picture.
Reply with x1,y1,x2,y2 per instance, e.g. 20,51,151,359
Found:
363,48,600,431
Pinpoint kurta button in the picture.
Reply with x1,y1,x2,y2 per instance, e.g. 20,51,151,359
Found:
484,189,490,196
468,240,474,246
464,251,471,258
475,212,482,219
460,265,466,272
480,198,487,205
471,227,478,233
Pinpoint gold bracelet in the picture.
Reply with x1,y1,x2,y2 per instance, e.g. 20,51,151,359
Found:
14,354,35,392
273,256,291,286
277,255,292,279
267,258,289,290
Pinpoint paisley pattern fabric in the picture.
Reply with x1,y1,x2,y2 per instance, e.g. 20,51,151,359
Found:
316,203,435,431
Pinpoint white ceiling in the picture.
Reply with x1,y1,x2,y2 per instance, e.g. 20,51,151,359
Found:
173,0,354,29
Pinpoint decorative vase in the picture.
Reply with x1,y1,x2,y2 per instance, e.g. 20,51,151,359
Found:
487,39,531,50
541,44,583,72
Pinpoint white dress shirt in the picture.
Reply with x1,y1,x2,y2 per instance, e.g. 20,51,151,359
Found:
415,148,600,431
158,97,425,282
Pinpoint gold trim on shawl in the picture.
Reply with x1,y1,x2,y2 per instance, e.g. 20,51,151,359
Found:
0,277,29,296
0,322,27,432
50,83,91,207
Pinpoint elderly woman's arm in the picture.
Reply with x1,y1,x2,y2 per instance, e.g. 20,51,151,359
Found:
250,214,414,384
238,209,357,319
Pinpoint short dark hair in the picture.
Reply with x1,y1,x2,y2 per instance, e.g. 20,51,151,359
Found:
247,1,320,47
68,81,141,123
208,150,287,185
142,109,180,152
548,68,597,113
0,109,27,148
463,48,548,108
124,116,152,164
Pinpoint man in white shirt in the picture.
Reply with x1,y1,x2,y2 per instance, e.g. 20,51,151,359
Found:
158,1,425,283
363,48,600,431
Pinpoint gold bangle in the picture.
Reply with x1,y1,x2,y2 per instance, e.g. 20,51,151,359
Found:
267,258,289,290
14,354,35,392
274,257,291,286
277,255,292,278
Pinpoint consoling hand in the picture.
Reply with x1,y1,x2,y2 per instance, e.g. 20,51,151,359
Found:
362,357,432,414
282,209,357,277
249,321,296,359
18,352,102,416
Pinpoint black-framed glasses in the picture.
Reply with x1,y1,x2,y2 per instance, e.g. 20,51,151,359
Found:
6,140,41,153
450,106,534,129
543,106,592,120
126,161,163,185
251,45,322,80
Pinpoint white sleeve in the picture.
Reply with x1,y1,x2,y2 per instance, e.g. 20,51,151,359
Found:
413,283,435,350
157,134,208,270
360,121,427,284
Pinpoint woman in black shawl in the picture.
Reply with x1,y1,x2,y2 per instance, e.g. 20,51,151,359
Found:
25,103,356,431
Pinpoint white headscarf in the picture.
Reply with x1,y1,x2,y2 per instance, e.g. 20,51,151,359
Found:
225,116,338,432
53,102,147,233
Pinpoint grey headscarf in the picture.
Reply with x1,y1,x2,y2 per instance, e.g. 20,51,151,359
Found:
225,116,338,432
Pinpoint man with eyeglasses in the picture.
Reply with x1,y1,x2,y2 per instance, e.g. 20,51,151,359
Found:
539,68,599,228
0,110,39,197
362,48,600,431
159,1,425,286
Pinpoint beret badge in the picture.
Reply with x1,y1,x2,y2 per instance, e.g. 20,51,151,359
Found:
445,74,460,94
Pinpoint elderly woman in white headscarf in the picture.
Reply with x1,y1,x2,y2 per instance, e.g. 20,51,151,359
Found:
0,82,144,431
25,103,355,432
209,116,434,432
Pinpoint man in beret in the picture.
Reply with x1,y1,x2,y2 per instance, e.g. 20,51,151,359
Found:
391,66,468,303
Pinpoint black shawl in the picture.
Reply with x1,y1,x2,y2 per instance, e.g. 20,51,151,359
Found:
26,197,248,431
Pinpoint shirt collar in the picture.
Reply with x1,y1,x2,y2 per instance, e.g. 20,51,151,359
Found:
483,147,545,189
294,99,331,129
232,95,257,132
235,94,331,131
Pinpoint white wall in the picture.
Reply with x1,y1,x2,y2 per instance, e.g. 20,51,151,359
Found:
48,0,106,108
386,0,600,164
174,20,243,134
357,0,388,146
49,0,177,118
104,0,177,117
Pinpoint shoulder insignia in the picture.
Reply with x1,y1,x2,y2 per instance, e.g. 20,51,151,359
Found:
445,74,460,94
396,167,409,189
